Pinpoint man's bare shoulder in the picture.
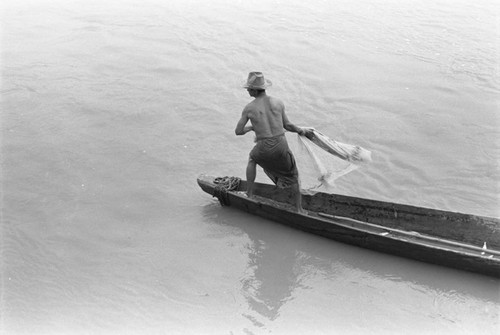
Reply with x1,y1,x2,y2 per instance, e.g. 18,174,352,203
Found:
268,96,284,110
242,101,255,113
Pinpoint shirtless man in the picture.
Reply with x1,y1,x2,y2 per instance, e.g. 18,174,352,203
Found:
235,72,312,212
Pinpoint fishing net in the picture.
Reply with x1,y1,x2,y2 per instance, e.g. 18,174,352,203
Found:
287,128,372,194
213,176,241,206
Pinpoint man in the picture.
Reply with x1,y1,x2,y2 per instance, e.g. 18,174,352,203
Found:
235,71,312,213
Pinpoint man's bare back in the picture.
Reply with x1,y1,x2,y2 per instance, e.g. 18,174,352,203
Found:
235,91,304,139
243,95,285,140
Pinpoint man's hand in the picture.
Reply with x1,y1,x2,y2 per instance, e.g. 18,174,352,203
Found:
300,127,315,140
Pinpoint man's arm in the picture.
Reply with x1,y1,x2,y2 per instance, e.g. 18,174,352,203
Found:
282,110,305,135
235,109,254,135
281,105,314,139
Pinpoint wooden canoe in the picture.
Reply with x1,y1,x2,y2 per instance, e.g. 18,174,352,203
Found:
197,174,500,278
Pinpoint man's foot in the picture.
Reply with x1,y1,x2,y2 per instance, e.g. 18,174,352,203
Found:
246,189,254,198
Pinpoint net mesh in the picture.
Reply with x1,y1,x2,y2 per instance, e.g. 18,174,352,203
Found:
287,129,372,194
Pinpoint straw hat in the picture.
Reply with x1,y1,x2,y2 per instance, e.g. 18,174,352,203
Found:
242,72,272,90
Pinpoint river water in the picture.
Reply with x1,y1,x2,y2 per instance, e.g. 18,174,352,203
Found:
1,0,499,334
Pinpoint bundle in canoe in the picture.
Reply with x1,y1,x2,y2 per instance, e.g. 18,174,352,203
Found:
197,175,500,278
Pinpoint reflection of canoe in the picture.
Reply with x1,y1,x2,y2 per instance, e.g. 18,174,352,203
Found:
197,175,500,278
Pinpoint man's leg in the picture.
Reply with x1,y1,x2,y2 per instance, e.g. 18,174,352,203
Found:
292,181,305,213
246,158,257,197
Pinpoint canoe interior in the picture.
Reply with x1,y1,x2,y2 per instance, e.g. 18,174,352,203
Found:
201,175,500,251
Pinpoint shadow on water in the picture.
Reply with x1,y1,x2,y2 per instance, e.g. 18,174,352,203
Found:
201,200,500,326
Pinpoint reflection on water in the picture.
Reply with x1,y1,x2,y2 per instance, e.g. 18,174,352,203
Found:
203,202,313,327
241,235,306,324
202,201,500,333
